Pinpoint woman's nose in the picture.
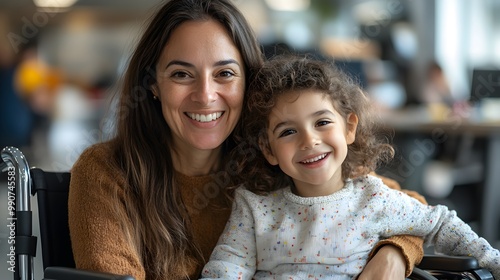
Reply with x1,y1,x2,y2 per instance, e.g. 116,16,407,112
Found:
300,131,321,150
191,76,217,105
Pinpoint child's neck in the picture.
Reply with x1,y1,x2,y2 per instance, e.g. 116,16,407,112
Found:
291,179,345,197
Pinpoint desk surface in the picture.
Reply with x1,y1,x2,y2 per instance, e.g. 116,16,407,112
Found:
380,106,500,136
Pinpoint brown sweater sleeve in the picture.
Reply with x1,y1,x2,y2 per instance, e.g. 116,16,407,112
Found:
369,172,426,277
68,144,146,280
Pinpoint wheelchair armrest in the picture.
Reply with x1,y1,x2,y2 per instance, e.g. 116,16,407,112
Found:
43,266,135,280
408,267,438,280
418,255,479,272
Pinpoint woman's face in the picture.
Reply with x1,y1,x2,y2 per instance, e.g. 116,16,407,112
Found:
155,19,245,152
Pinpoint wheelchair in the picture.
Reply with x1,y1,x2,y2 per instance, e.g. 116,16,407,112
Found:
1,146,495,280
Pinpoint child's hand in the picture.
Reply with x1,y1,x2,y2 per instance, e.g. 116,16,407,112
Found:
357,245,406,280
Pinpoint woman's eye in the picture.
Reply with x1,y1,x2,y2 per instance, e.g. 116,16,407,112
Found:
171,71,190,78
218,70,235,78
278,129,296,138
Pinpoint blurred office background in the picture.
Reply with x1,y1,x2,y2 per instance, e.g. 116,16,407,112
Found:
1,0,500,278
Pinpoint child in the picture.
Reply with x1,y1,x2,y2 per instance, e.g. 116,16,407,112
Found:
200,55,500,279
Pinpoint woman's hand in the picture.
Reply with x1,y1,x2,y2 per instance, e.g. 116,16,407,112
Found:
357,245,407,280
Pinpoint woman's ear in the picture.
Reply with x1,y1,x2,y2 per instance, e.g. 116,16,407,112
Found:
346,113,358,145
258,138,279,166
151,85,160,101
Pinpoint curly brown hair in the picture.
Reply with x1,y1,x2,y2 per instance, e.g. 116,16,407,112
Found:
231,54,394,195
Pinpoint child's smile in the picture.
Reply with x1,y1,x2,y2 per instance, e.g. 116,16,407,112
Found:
298,152,330,167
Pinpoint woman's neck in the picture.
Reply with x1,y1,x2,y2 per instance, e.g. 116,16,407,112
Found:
171,146,222,176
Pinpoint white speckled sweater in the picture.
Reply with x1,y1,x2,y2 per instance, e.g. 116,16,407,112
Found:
201,175,500,279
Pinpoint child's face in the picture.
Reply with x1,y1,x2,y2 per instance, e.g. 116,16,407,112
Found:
262,90,358,197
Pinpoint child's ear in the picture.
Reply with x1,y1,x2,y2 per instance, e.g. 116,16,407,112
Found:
346,113,358,145
258,138,279,166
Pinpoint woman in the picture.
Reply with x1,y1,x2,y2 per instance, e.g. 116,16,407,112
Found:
68,0,425,279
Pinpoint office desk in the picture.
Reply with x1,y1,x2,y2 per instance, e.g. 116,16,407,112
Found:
380,107,500,244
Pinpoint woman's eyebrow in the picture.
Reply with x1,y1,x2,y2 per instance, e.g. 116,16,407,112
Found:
166,60,193,69
165,59,240,69
214,59,241,67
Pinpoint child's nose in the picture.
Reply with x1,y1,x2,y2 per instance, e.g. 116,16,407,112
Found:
300,131,321,150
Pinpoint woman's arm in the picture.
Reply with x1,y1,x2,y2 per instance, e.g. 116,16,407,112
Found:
361,235,424,278
359,172,426,278
357,245,406,280
68,145,146,280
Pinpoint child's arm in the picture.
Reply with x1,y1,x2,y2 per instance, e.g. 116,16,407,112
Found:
421,207,499,278
369,175,500,279
368,172,425,277
200,188,257,279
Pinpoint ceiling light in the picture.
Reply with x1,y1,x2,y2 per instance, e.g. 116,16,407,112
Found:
264,0,310,12
33,0,78,8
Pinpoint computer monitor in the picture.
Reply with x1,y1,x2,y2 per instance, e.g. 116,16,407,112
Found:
470,69,500,103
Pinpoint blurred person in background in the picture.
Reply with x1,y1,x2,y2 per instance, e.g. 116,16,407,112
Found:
0,34,55,149
13,43,61,119
421,61,453,106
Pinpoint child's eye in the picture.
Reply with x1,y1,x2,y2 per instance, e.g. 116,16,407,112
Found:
278,129,296,138
316,120,332,127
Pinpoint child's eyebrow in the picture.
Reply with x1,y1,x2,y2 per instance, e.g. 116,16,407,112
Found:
271,121,291,134
271,109,335,134
313,109,335,117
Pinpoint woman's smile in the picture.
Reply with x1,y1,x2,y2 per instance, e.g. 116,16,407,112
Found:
185,111,224,123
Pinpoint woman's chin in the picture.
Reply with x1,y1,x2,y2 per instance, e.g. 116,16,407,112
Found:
188,135,227,151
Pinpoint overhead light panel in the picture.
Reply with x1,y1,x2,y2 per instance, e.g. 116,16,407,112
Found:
33,0,78,8
265,0,310,12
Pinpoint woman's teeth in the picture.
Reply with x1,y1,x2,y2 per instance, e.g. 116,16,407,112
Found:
187,112,223,122
301,153,327,164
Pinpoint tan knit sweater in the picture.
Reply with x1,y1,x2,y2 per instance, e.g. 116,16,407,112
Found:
68,143,424,280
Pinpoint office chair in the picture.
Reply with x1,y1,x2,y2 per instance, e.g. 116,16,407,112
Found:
1,146,495,280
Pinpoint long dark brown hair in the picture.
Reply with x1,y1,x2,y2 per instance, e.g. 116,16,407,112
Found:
231,55,394,195
108,0,263,278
